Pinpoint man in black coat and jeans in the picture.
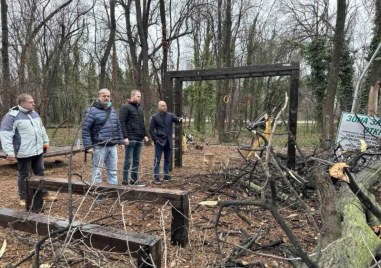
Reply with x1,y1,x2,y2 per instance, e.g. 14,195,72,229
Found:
119,90,149,186
149,101,182,184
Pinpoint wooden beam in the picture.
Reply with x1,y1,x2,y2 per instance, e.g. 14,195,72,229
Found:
27,176,189,246
0,207,161,267
0,146,82,159
167,63,299,81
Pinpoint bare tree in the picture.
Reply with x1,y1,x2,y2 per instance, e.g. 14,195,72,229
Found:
18,0,74,92
99,0,116,88
1,0,11,115
322,0,347,148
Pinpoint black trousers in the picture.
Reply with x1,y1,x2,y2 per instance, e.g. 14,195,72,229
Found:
16,154,47,200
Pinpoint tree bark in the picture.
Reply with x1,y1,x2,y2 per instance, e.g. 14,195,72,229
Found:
159,0,168,100
322,0,347,148
99,0,116,88
310,160,381,267
367,0,381,94
314,170,341,248
1,0,10,114
216,0,232,142
135,0,152,123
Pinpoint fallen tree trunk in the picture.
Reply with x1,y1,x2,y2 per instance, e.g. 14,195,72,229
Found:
310,160,381,267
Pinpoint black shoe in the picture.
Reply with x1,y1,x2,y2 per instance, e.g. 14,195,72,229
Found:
121,181,128,186
163,176,172,182
153,178,161,185
130,180,146,187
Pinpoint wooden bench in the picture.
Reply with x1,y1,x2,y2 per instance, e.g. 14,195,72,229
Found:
0,207,161,267
0,146,83,159
27,176,190,247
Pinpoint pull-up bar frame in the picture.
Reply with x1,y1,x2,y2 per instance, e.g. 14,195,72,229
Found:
165,62,300,169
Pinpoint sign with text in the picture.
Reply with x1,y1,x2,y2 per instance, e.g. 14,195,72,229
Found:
336,112,381,151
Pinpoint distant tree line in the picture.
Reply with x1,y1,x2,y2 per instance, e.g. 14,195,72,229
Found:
0,0,379,142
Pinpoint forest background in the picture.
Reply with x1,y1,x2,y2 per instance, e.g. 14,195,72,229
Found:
0,0,380,143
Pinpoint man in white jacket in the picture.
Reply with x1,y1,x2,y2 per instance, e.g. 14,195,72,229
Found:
0,93,57,206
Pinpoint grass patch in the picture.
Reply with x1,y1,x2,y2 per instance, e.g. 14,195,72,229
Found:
46,126,82,146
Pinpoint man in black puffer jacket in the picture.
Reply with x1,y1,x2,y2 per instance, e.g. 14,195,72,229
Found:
82,88,124,186
119,90,149,186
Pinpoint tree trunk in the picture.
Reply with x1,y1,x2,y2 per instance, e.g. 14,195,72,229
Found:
99,0,116,88
310,161,381,267
322,0,347,148
135,0,152,123
159,0,168,100
217,0,232,142
367,0,381,96
1,0,11,114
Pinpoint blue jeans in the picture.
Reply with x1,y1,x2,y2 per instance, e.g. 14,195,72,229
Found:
122,140,143,183
153,140,171,179
92,145,118,184
17,154,48,200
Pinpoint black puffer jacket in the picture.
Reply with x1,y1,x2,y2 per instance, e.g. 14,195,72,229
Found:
119,100,147,141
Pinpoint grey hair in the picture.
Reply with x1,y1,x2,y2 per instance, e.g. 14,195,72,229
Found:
17,94,32,104
98,88,110,95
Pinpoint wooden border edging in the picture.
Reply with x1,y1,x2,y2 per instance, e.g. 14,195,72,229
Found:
0,146,82,159
0,207,161,267
27,176,189,246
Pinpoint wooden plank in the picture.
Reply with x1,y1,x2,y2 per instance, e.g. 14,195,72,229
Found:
167,63,299,81
27,176,190,247
28,176,187,207
0,146,82,159
0,207,161,267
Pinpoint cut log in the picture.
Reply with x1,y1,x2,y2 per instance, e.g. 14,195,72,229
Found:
308,160,381,267
204,153,216,171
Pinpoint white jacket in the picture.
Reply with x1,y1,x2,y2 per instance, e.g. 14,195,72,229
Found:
0,106,49,158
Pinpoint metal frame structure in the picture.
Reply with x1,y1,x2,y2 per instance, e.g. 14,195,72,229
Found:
165,62,300,169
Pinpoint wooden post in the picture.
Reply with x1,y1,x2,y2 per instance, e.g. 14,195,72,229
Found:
26,182,44,213
174,78,183,168
171,193,189,247
288,64,299,169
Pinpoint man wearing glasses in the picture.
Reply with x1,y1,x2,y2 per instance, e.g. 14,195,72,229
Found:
0,93,57,207
82,89,124,191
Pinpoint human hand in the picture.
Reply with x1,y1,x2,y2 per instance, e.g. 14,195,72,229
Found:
87,148,94,154
6,155,15,162
144,136,149,142
119,144,125,151
43,144,49,153
124,138,129,145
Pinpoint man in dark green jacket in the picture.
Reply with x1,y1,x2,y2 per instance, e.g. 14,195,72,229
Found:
119,90,149,186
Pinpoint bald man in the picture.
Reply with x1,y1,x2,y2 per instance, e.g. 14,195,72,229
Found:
149,101,182,184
